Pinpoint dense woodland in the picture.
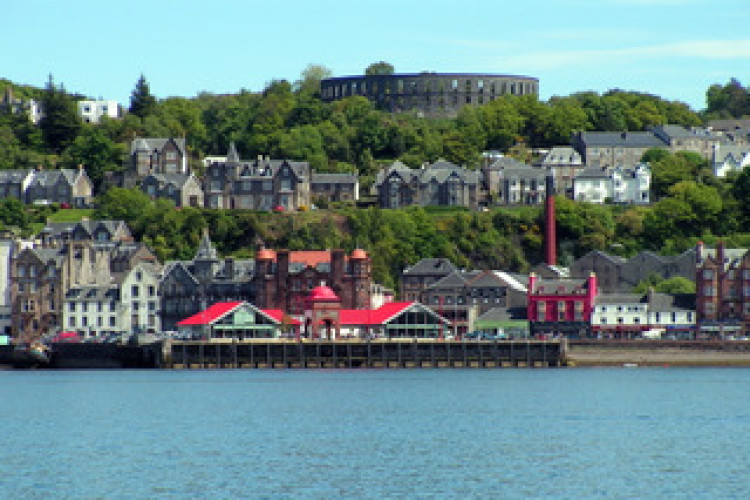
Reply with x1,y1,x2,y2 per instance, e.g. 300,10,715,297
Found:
1,68,750,290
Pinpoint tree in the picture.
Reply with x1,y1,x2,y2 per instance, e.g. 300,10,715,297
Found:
39,75,81,154
61,127,125,191
294,64,332,95
94,187,154,228
129,74,157,118
365,61,394,76
706,79,749,118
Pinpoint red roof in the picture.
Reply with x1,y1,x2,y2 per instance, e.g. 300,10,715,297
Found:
338,302,414,326
290,250,332,268
350,248,368,259
262,310,302,325
309,285,339,301
177,301,243,326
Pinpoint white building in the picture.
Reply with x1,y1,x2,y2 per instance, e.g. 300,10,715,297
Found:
0,240,14,335
77,100,120,124
713,144,750,178
63,262,161,338
573,163,650,204
592,291,695,339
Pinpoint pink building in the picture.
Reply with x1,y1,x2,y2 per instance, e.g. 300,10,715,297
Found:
527,272,598,337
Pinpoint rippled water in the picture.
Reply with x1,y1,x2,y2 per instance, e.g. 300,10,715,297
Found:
1,368,749,499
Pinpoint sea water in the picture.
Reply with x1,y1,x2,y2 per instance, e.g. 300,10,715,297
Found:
1,368,749,499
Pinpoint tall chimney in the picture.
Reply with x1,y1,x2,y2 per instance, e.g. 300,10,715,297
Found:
544,171,557,266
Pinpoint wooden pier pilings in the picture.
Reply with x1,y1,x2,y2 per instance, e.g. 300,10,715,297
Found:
162,339,565,369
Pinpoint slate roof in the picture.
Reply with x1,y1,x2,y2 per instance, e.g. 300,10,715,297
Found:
40,220,128,240
595,291,695,312
475,306,528,323
429,271,470,289
403,258,458,276
575,166,614,179
577,131,666,148
27,169,79,187
233,159,309,181
647,292,695,312
311,173,358,184
65,285,119,302
130,137,187,156
714,145,750,163
541,147,583,166
375,160,480,186
595,293,642,305
530,278,591,294
29,247,64,265
146,173,193,189
195,230,219,260
0,169,31,183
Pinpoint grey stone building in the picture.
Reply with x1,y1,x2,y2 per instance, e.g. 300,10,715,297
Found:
375,160,479,209
569,247,697,293
483,156,548,205
652,124,722,160
321,72,538,117
159,231,255,331
0,167,93,207
204,143,311,210
109,137,189,189
10,221,159,340
142,173,204,208
400,258,527,336
540,146,584,196
37,220,133,246
310,173,359,204
571,131,665,169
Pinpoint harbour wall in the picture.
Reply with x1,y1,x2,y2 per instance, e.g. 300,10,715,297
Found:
566,339,750,366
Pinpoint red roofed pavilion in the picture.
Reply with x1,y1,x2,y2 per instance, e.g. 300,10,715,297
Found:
177,301,300,340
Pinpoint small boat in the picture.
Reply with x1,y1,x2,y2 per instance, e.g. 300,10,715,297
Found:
623,362,639,368
12,342,50,368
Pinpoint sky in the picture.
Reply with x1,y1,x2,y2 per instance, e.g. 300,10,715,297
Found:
3,0,748,112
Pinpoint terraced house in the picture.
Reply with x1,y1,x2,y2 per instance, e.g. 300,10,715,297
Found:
375,160,479,209
0,166,93,207
204,143,310,210
10,220,159,340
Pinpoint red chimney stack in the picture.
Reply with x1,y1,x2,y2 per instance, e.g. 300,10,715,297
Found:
544,172,557,266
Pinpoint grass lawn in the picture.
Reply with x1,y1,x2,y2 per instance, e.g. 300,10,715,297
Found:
45,208,95,223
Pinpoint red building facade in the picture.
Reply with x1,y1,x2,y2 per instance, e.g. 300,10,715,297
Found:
253,248,371,315
695,241,750,337
527,272,597,337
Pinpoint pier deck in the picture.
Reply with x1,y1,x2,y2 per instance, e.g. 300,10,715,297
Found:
163,339,565,369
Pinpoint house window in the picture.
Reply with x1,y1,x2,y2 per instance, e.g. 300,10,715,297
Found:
69,303,76,312
131,285,139,298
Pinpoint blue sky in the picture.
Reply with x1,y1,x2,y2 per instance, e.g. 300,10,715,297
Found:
3,0,748,111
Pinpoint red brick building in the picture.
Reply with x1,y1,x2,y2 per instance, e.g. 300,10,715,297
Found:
253,248,371,315
695,241,750,338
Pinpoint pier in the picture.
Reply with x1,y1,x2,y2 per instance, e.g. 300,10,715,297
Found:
162,339,565,369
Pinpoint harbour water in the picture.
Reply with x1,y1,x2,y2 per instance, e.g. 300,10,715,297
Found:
1,368,749,499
